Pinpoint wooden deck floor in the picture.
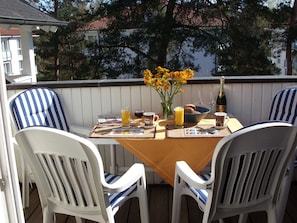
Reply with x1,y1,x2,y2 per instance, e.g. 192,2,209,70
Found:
24,182,297,223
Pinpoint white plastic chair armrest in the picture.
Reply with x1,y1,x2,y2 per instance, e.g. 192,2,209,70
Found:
103,163,145,193
11,136,18,146
175,161,210,190
69,125,91,137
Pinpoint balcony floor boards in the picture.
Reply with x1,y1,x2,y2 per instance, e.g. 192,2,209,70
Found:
24,182,297,223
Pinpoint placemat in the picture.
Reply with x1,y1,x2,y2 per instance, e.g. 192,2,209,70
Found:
89,123,156,138
166,123,231,138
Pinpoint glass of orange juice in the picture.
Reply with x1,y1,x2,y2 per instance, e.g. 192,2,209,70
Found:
174,106,184,127
121,107,130,127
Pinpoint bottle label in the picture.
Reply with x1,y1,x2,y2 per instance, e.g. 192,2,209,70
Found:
216,105,226,112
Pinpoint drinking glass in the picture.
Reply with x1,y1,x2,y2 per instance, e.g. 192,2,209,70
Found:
134,109,144,118
174,107,184,127
121,107,130,127
209,91,216,113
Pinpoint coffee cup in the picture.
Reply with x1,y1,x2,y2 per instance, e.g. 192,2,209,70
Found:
143,112,158,128
214,112,229,129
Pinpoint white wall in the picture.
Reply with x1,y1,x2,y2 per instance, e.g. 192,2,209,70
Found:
8,38,22,75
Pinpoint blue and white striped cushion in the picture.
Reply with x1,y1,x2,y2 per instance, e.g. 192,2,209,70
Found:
11,88,69,131
187,173,210,208
105,173,137,209
269,87,297,126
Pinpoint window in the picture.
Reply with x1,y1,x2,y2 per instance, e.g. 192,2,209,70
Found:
1,40,11,60
3,62,12,75
87,35,96,42
18,60,23,74
17,39,22,56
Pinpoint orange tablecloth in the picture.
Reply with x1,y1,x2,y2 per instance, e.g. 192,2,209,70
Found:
116,118,242,186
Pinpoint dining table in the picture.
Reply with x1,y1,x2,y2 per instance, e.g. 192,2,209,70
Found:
89,115,243,186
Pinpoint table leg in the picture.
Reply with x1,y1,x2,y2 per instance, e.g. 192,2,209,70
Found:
109,144,117,174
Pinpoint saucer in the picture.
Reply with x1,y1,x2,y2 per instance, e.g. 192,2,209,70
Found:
215,125,227,130
143,124,156,129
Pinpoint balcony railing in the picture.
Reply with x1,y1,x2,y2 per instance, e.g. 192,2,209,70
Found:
7,75,297,184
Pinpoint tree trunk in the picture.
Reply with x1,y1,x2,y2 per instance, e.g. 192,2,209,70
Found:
54,0,59,80
157,0,175,66
286,0,297,75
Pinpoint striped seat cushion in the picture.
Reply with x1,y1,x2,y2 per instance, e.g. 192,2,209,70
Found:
187,173,210,209
11,88,69,131
105,173,137,209
269,87,297,126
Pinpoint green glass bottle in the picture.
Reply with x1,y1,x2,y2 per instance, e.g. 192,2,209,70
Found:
216,76,227,112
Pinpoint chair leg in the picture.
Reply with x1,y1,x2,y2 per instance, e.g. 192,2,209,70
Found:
276,165,294,223
138,195,149,223
22,166,30,208
23,180,30,208
171,179,183,223
75,216,83,223
43,208,55,223
267,209,277,223
137,176,149,223
238,213,248,223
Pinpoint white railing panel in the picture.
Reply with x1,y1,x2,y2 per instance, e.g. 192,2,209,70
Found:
7,80,297,184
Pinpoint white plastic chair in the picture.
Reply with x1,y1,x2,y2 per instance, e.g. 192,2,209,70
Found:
15,126,149,223
8,87,90,208
268,86,297,222
171,122,297,223
268,86,297,170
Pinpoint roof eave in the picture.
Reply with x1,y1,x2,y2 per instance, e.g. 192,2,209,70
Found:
0,18,68,32
0,18,68,26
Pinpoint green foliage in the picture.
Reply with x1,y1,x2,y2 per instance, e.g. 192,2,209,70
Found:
34,0,93,80
34,0,291,80
204,0,280,75
88,0,282,77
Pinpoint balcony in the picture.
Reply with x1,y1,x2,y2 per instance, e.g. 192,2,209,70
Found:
6,76,297,223
7,75,297,184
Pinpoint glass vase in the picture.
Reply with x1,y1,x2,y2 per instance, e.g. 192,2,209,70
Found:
161,100,173,119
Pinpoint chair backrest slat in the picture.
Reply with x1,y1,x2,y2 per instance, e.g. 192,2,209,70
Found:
82,161,100,206
72,159,95,206
36,153,60,200
230,156,250,204
55,156,82,206
44,154,70,203
240,152,259,203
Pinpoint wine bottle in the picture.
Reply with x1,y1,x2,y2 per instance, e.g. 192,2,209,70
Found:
216,76,227,112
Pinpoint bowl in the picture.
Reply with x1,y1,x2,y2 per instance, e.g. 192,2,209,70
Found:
184,106,210,124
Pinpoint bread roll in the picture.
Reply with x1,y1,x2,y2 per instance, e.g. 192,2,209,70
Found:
184,103,196,110
184,107,195,113
184,104,196,113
